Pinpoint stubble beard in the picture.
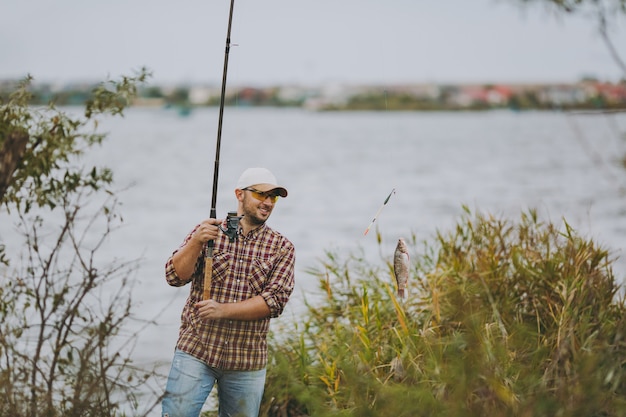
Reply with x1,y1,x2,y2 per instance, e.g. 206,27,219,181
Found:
242,195,272,227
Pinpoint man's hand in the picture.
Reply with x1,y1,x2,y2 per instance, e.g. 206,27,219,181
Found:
194,299,225,321
191,218,222,245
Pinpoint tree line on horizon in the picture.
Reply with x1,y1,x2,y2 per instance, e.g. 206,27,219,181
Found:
1,79,626,111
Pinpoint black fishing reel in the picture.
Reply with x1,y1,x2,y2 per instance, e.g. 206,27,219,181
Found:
219,211,243,242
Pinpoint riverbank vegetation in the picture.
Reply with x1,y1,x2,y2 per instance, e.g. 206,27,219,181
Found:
0,73,161,417
262,208,626,417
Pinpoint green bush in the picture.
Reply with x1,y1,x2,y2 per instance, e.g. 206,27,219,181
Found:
0,72,159,417
263,208,626,417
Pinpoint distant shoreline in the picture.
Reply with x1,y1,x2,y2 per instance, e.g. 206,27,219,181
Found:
2,79,625,112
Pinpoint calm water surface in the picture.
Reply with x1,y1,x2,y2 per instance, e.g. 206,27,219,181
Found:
4,107,626,411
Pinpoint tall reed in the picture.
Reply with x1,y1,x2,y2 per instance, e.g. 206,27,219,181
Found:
262,208,626,417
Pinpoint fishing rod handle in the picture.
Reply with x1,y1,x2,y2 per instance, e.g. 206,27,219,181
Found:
203,240,215,300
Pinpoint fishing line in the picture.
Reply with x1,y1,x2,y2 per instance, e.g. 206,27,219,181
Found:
384,88,389,111
362,32,395,238
564,110,626,196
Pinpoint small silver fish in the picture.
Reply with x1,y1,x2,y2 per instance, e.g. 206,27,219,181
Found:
393,238,410,298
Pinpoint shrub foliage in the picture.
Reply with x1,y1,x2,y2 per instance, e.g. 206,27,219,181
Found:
0,72,160,417
263,208,626,417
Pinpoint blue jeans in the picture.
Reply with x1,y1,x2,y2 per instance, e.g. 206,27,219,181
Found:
162,349,266,417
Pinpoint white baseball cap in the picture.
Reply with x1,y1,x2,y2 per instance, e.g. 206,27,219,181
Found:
236,167,288,197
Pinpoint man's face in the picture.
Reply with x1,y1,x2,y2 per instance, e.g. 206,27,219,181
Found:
238,188,277,226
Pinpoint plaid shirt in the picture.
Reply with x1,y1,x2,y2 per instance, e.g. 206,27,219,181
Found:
165,221,295,370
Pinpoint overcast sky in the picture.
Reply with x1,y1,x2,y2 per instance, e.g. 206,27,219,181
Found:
1,0,625,86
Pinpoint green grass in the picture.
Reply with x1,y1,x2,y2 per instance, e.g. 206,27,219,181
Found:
262,208,626,417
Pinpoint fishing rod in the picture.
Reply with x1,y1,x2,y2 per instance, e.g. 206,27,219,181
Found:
204,0,242,300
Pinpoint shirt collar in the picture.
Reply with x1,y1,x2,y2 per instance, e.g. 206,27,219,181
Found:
242,223,266,239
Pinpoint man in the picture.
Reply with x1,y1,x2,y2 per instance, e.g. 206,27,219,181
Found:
162,167,296,417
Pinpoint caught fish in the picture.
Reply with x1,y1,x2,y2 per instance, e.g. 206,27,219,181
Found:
393,238,410,298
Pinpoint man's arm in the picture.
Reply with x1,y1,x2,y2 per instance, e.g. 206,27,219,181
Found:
195,296,271,321
171,218,222,281
171,237,204,281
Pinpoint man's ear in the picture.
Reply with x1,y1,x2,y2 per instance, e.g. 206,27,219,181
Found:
235,188,244,201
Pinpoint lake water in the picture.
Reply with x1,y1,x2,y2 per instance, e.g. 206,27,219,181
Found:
4,106,626,413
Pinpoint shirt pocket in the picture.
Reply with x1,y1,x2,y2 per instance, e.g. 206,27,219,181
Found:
210,252,231,284
247,257,274,295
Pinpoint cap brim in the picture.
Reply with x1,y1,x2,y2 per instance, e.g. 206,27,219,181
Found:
253,184,288,197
